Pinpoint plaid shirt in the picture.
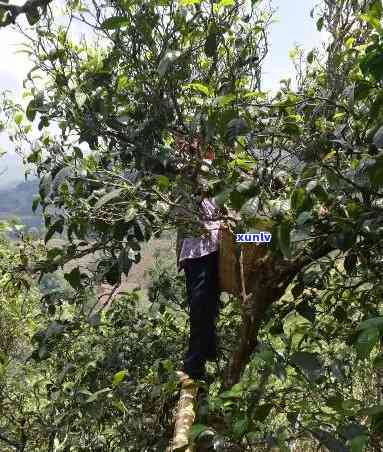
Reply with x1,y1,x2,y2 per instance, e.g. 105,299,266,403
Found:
176,198,221,272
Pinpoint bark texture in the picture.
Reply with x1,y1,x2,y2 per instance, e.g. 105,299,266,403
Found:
168,371,198,452
223,243,333,389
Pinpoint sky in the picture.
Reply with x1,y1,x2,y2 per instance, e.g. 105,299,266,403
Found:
0,0,324,188
262,0,323,90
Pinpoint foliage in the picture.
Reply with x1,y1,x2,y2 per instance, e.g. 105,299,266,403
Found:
1,0,383,450
0,0,53,29
0,270,188,450
147,250,188,312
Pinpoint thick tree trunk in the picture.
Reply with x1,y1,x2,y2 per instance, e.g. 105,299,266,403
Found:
223,244,332,389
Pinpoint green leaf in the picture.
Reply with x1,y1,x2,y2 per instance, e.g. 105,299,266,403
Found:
101,16,130,29
290,351,323,381
180,0,202,5
47,247,63,260
360,11,382,30
360,50,383,81
350,435,369,452
283,311,311,338
14,112,23,125
355,327,380,358
226,118,248,145
307,50,314,64
39,173,52,199
204,32,218,58
26,99,37,122
290,188,305,211
27,149,41,164
75,90,87,108
112,370,128,386
213,188,232,207
46,321,65,337
277,222,292,258
354,80,372,101
116,74,129,91
373,354,383,369
0,6,6,23
218,0,234,7
94,189,123,209
45,218,64,243
64,267,82,290
367,159,383,186
358,317,383,331
236,180,254,194
296,211,312,226
316,17,324,31
38,343,49,360
232,417,249,438
344,253,357,275
32,195,40,213
312,429,348,452
124,207,137,222
188,424,208,441
358,405,383,416
26,6,40,25
332,231,356,251
253,403,273,422
155,175,170,190
220,383,243,399
88,313,100,327
0,351,7,366
341,423,367,441
240,196,259,219
373,126,383,147
112,400,126,414
118,247,133,275
158,50,181,77
214,94,236,106
184,82,211,96
345,36,355,49
242,90,266,100
13,223,24,232
256,349,274,366
86,387,112,403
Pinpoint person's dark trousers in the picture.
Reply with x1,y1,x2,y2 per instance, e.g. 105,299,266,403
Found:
182,251,220,379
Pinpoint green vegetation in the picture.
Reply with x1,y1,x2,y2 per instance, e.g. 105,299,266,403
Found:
1,0,383,450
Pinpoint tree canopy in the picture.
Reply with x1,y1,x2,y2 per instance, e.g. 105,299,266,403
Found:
1,0,383,450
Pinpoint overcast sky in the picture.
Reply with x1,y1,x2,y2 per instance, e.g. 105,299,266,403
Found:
0,0,323,188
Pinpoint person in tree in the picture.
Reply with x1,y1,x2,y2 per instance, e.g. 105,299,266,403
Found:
173,133,222,381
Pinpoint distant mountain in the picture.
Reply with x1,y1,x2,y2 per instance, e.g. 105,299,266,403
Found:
0,179,43,229
0,151,26,189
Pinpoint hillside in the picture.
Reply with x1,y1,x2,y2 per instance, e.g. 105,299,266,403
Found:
0,178,176,300
48,234,176,305
0,178,42,229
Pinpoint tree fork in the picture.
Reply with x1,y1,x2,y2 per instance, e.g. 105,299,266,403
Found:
223,245,333,389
